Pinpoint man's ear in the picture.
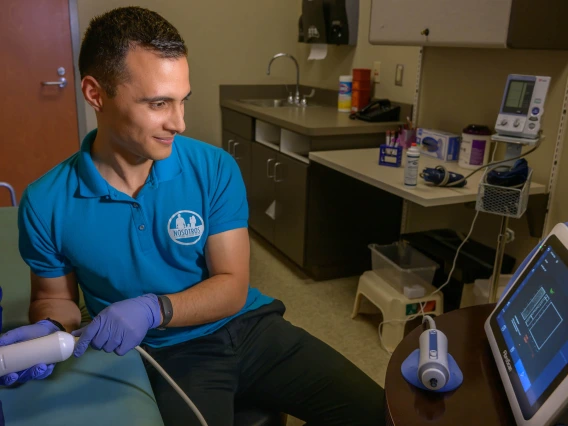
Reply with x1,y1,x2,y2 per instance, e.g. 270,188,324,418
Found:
82,76,105,112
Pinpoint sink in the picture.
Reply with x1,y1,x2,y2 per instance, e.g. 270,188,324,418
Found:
237,98,324,108
238,98,292,108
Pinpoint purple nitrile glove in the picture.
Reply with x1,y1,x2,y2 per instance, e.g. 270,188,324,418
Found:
0,320,60,386
72,294,161,357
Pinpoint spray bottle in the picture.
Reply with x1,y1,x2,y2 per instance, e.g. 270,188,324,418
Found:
404,142,420,187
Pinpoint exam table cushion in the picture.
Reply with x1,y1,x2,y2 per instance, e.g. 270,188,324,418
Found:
0,207,164,425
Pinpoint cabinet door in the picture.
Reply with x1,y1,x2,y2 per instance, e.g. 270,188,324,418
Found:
249,142,277,243
369,0,511,48
222,130,251,193
274,154,308,266
232,138,251,192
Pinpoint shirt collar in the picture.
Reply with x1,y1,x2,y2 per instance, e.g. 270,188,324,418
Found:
77,129,183,198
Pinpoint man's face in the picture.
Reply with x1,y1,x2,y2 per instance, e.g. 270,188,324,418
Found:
100,48,191,161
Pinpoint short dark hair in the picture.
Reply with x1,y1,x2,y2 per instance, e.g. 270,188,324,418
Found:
79,7,187,97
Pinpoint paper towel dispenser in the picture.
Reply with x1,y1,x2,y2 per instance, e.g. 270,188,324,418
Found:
299,0,359,46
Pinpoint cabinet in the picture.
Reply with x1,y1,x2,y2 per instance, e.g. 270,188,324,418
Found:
369,0,568,49
249,143,308,266
273,153,308,266
222,130,251,192
220,103,402,280
249,142,277,244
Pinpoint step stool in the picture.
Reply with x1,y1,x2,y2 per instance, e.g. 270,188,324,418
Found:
352,270,443,353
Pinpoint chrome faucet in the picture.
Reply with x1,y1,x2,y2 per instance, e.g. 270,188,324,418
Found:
267,53,300,105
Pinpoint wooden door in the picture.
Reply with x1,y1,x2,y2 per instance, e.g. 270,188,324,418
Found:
0,0,80,206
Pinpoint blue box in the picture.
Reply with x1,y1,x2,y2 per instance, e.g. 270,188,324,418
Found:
379,144,402,167
416,128,461,162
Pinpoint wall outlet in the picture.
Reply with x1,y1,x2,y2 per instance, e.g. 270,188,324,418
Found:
395,64,404,86
373,61,381,84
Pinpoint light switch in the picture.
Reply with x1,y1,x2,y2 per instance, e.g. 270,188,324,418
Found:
395,64,404,86
373,61,381,84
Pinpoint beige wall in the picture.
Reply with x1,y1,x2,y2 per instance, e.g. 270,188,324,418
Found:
295,0,420,105
406,47,568,265
78,0,303,144
78,0,420,146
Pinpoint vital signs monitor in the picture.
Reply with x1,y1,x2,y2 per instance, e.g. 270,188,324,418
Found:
494,74,551,140
485,223,568,426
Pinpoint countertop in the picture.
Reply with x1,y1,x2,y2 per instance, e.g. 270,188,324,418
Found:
309,148,546,207
220,99,404,137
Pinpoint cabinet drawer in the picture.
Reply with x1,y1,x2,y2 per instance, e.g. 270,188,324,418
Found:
221,108,254,140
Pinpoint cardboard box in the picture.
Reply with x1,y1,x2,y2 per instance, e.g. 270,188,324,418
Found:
416,128,461,162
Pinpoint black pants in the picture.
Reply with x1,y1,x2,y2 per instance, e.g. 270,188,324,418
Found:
142,300,385,426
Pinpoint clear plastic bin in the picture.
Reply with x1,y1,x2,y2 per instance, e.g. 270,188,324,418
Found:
369,242,439,295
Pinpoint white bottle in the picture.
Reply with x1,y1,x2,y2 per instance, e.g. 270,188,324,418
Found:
0,332,76,376
338,75,352,112
404,143,420,187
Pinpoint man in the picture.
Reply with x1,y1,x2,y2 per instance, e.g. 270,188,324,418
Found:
0,7,384,425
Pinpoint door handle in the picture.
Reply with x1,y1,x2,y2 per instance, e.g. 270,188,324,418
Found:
227,139,235,156
233,142,241,160
41,77,67,88
266,158,276,178
273,162,284,183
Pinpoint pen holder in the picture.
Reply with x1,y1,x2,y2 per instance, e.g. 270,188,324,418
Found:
400,129,416,149
379,144,403,167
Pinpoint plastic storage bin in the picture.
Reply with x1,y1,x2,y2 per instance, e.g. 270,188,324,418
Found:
369,242,439,295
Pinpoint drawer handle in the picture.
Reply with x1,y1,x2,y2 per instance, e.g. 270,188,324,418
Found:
266,158,276,178
233,142,241,160
228,139,235,156
274,162,284,183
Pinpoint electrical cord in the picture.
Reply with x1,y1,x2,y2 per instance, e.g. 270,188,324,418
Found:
135,346,208,426
377,210,480,355
378,302,426,355
420,135,542,187
377,142,495,355
426,139,499,297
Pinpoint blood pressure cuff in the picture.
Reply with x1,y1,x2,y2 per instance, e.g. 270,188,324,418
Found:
486,158,529,188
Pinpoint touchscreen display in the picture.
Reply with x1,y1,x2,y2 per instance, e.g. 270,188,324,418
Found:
493,236,568,418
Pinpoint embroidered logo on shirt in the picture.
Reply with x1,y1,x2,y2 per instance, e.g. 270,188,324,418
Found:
167,210,204,245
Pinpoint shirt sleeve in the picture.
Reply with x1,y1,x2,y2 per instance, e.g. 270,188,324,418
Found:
18,189,73,278
208,150,249,236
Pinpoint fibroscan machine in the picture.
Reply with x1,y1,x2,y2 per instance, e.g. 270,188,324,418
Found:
485,223,568,426
484,74,567,426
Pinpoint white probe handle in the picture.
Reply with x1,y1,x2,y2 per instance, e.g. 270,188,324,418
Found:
0,332,76,376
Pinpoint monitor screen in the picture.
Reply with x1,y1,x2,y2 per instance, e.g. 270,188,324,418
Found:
502,80,535,115
491,235,568,419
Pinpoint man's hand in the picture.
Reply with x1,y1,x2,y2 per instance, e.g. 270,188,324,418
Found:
0,320,60,386
72,294,161,357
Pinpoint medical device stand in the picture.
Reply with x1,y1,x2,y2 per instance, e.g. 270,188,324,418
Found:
475,134,541,303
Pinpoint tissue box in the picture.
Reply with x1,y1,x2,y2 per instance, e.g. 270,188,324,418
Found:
416,128,461,162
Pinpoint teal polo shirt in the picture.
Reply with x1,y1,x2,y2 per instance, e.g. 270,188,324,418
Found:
18,129,273,348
